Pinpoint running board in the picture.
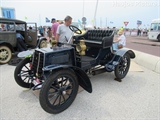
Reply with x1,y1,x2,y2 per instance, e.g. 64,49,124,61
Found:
91,68,106,75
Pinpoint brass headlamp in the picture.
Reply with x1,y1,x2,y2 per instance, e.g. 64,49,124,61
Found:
76,40,86,55
50,36,57,47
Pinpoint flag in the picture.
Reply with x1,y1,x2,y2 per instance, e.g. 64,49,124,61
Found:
46,17,50,22
91,20,94,23
24,16,28,20
78,19,81,23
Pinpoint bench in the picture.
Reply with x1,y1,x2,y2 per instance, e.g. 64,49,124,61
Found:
73,29,114,48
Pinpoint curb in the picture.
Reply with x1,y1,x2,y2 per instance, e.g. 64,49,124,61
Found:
126,48,160,74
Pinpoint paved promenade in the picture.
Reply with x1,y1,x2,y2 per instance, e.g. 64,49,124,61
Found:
0,62,159,119
0,34,160,119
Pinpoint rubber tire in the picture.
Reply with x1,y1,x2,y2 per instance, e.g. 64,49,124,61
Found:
158,35,160,42
39,69,78,114
0,45,12,64
114,53,130,79
14,58,34,88
39,40,47,48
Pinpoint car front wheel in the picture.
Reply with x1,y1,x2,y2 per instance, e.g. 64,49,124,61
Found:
39,40,47,48
39,69,78,114
0,45,12,64
14,58,34,88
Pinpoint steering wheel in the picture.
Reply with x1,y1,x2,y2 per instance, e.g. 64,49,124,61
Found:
69,25,82,34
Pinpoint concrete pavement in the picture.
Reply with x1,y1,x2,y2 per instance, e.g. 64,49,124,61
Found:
0,60,160,119
0,45,160,119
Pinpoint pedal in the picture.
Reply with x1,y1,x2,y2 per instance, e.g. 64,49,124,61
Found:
32,78,42,90
112,61,119,65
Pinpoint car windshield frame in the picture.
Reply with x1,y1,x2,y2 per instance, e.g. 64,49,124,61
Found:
71,22,83,30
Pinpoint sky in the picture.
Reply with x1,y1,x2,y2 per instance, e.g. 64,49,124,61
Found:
0,0,160,29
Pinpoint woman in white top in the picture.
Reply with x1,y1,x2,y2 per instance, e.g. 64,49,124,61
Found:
115,30,126,46
112,30,126,51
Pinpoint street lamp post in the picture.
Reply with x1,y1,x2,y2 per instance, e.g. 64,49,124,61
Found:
0,0,2,7
106,17,107,27
94,0,99,27
83,0,84,17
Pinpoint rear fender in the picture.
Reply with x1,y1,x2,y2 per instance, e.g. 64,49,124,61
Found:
42,65,92,93
115,49,135,59
106,49,135,68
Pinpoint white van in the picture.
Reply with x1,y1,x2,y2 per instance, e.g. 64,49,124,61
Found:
148,18,160,42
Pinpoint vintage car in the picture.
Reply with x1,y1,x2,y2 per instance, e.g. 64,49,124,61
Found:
0,18,47,64
14,25,135,114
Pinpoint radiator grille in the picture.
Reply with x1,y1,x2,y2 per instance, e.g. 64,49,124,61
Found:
32,50,44,76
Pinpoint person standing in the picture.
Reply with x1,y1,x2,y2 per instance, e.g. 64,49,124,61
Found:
43,26,46,37
129,29,132,36
47,27,52,43
139,28,142,36
38,26,44,36
51,18,59,37
55,15,73,45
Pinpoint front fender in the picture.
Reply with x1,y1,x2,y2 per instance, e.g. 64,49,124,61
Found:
0,41,14,52
42,65,92,93
37,37,47,48
72,67,92,93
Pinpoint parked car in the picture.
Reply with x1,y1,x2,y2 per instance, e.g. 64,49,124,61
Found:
14,25,135,114
0,18,47,64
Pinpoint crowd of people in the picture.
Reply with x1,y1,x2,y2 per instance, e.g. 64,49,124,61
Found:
38,20,150,52
37,16,73,45
36,16,127,50
0,15,132,52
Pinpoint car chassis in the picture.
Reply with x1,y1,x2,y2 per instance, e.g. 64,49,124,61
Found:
14,25,135,114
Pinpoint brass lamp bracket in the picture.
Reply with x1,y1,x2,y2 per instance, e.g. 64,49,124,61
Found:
76,40,86,55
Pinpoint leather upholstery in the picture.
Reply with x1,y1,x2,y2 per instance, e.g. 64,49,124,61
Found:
74,29,114,48
87,30,113,41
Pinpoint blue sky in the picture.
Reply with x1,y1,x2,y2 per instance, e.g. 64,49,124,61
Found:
1,0,160,28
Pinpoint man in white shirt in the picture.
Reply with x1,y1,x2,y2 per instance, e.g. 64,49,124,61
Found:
56,16,73,46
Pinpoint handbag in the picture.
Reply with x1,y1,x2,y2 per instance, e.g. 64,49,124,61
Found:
118,44,123,49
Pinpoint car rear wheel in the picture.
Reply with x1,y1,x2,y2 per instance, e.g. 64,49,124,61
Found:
39,40,47,48
0,45,12,64
158,35,160,42
14,58,34,88
114,53,130,79
39,69,78,114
